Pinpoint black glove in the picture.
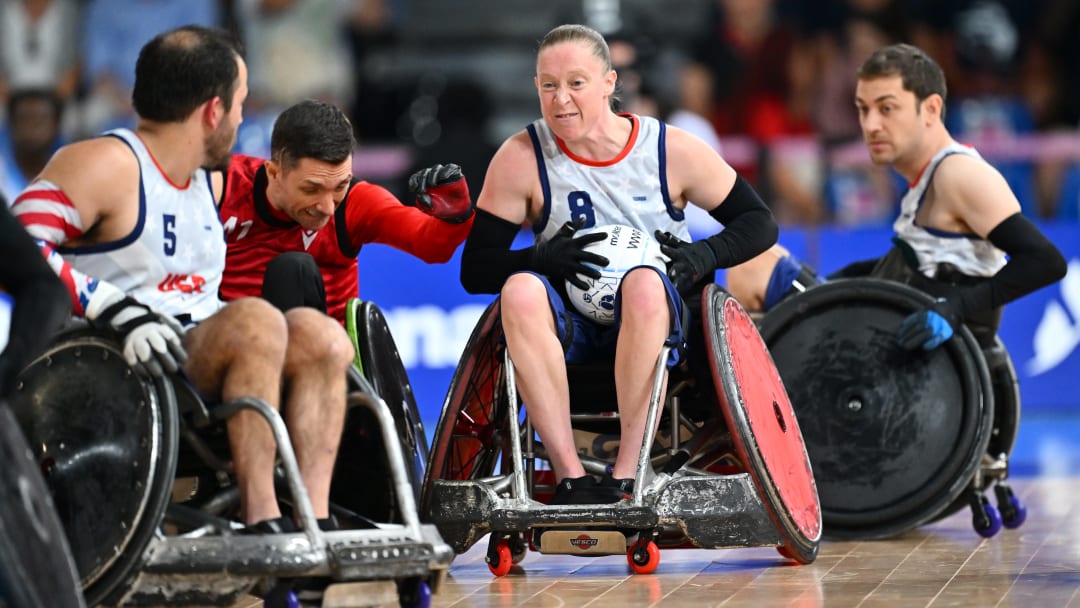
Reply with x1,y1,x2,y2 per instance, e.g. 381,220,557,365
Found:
654,230,718,295
93,292,188,378
530,220,609,290
896,297,960,351
406,163,474,223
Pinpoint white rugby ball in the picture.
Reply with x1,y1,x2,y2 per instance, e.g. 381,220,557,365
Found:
565,224,667,325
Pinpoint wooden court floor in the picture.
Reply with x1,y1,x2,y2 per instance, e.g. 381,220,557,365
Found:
427,476,1080,608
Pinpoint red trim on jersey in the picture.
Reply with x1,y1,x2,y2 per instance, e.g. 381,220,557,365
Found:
555,113,640,167
908,143,975,188
909,158,933,189
135,132,191,190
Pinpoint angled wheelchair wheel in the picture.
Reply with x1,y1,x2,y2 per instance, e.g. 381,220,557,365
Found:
334,300,428,523
983,336,1020,460
702,285,821,563
934,335,1021,522
758,278,993,540
7,330,179,606
0,402,85,608
422,299,508,516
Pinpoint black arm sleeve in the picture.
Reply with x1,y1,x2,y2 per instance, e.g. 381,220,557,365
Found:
460,208,533,294
703,175,780,268
952,212,1067,319
0,202,73,396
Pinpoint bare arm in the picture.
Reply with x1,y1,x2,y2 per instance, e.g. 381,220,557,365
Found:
898,153,1065,350
474,131,539,225
31,137,142,246
656,126,777,295
932,153,1020,237
460,130,606,294
664,126,737,214
12,137,141,316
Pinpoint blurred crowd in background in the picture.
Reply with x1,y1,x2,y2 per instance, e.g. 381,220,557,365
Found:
2,0,1079,227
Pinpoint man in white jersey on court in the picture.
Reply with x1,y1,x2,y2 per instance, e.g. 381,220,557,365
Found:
459,24,778,504
725,43,1066,351
11,25,353,535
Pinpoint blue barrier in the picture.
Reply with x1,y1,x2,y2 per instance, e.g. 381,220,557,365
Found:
358,223,1080,433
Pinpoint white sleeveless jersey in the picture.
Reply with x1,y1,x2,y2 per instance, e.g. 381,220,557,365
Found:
893,143,1007,278
58,129,225,321
529,114,689,244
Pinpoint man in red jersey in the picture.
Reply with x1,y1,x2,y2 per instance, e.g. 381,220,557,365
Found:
217,99,474,323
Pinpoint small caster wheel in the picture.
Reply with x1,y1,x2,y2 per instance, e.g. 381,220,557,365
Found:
994,484,1027,529
626,538,660,574
486,539,512,577
264,585,300,608
399,578,432,608
972,495,1003,538
508,532,528,564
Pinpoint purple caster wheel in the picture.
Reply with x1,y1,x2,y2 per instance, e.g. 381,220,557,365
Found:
995,484,1027,529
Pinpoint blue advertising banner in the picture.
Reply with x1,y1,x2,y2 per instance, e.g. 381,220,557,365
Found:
358,223,1080,436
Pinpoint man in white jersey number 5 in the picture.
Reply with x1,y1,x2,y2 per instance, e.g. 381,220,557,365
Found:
12,25,353,535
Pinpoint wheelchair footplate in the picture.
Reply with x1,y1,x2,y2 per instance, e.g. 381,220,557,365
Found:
428,470,784,576
8,329,454,607
429,472,779,549
115,523,452,606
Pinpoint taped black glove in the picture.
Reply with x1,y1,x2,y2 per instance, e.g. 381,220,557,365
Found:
530,220,609,290
896,297,960,351
406,163,474,223
654,230,718,295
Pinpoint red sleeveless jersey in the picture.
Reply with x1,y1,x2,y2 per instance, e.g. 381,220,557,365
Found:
218,154,472,323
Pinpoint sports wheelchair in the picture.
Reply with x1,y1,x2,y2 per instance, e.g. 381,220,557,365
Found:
7,299,451,607
758,277,1026,540
1,400,85,608
422,284,822,576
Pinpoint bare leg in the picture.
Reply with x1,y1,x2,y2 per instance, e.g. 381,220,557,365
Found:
183,297,288,525
611,269,670,480
499,273,584,482
725,244,789,313
281,308,353,519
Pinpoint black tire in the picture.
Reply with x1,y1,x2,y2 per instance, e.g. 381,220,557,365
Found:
7,330,179,605
421,300,507,517
758,278,993,540
332,302,429,524
0,402,85,608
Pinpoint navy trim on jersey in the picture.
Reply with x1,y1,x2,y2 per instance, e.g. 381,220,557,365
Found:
202,168,214,202
656,121,683,222
923,226,980,239
55,132,147,255
911,150,978,240
527,123,552,235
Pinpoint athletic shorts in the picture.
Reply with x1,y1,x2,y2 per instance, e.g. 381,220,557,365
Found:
507,268,687,368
